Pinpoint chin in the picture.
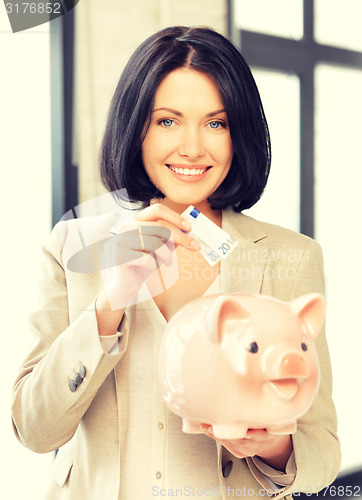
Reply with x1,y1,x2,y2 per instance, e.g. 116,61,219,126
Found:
168,194,208,207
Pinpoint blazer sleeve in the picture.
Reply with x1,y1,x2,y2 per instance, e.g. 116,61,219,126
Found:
11,222,130,454
288,238,341,491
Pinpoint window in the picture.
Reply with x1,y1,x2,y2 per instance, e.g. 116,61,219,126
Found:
234,0,303,39
315,0,362,51
245,69,300,232
228,0,362,474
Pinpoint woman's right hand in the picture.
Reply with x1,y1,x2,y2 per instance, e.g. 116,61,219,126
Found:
95,203,200,335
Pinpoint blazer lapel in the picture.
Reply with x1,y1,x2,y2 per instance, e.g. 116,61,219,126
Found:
221,209,269,294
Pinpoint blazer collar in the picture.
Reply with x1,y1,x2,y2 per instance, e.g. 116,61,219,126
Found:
220,208,269,294
222,207,267,243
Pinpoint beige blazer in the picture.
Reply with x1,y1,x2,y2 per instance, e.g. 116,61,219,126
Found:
11,208,341,499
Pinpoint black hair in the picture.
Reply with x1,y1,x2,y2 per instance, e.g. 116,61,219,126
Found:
99,26,271,212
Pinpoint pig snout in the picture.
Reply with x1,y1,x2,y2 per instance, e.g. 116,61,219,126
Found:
279,352,309,379
268,353,310,400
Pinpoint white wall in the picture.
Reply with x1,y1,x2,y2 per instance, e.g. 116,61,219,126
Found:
0,8,53,498
314,64,362,473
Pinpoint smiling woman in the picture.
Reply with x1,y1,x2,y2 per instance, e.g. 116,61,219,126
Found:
11,25,340,500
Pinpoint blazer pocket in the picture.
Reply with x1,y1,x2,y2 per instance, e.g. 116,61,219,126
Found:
52,450,74,488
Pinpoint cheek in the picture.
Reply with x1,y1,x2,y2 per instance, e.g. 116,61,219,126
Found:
142,132,173,164
225,139,234,162
210,137,234,163
141,137,156,164
140,144,155,184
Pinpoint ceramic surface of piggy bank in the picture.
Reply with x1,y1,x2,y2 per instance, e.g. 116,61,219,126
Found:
157,293,325,439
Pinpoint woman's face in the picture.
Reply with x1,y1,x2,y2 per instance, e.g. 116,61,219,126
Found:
141,68,234,210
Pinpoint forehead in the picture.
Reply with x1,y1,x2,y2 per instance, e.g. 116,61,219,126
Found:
154,68,224,109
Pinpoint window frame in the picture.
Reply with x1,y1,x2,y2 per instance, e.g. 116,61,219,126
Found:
50,10,78,227
228,0,362,237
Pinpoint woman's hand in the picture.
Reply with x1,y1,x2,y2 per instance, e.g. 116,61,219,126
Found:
106,203,199,298
134,202,199,251
95,203,200,335
201,425,293,471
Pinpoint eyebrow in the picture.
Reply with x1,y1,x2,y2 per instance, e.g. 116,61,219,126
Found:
153,107,227,118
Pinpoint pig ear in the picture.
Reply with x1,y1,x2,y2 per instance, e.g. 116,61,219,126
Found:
290,293,326,339
205,295,250,344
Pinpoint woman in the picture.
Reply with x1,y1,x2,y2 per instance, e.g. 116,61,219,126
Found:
12,26,340,499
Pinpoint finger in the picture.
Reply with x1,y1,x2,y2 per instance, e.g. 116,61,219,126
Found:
104,232,175,273
137,232,172,254
222,445,250,460
136,221,199,252
108,228,171,258
123,231,175,268
245,429,268,440
200,424,215,437
199,431,252,460
135,203,192,232
117,206,199,251
152,221,200,251
104,234,142,268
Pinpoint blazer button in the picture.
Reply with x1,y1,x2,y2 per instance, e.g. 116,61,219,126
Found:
69,379,77,392
222,460,233,478
74,373,83,387
79,365,86,379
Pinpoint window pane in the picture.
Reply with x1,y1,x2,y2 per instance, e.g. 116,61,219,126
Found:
234,0,303,39
315,64,362,471
315,0,362,51
245,70,300,232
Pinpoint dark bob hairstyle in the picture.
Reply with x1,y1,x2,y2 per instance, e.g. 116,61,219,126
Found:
100,26,271,212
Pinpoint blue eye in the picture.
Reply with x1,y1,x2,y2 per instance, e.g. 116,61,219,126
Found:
209,121,224,129
160,119,173,127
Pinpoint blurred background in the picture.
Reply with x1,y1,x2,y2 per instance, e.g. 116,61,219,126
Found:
1,0,361,497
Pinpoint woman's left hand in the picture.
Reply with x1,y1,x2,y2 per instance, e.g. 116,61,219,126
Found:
201,425,293,471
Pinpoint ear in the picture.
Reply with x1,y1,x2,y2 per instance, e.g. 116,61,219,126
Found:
290,293,326,339
205,295,250,344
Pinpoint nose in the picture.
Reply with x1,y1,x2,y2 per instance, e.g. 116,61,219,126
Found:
178,127,205,159
279,353,309,379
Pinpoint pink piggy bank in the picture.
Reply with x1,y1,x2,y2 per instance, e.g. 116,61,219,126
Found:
157,293,325,439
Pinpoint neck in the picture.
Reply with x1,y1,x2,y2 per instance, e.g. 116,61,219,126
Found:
152,198,222,227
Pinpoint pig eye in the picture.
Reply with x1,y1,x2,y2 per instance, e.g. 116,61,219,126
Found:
301,335,309,352
246,342,259,354
243,335,259,354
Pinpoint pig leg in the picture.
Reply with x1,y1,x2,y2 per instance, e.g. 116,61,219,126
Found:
212,425,249,440
182,419,203,434
267,422,297,435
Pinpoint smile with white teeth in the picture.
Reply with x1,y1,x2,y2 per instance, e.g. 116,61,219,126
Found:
167,165,209,175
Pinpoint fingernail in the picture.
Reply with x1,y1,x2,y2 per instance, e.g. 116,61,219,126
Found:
182,219,192,231
190,240,201,250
